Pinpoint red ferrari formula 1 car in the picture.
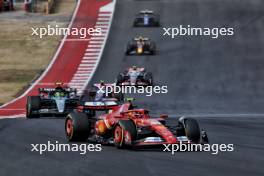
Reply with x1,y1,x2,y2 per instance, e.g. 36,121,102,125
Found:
65,100,209,148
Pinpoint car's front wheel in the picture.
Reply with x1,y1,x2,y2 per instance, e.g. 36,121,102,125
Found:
184,118,201,143
144,72,153,85
114,120,137,149
26,96,41,118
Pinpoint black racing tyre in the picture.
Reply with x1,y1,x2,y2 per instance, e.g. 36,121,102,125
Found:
144,72,153,85
154,21,160,27
114,92,124,102
184,118,201,143
87,95,95,101
65,113,90,142
88,86,97,96
126,42,132,55
87,86,97,101
116,73,124,85
150,42,156,55
133,21,139,27
114,120,137,149
4,5,10,11
26,96,41,118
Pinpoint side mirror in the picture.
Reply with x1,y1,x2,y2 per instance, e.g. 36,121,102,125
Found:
160,114,168,119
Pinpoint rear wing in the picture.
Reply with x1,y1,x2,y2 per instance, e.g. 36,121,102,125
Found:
134,37,149,41
140,10,154,14
83,100,119,110
127,67,145,72
38,88,77,94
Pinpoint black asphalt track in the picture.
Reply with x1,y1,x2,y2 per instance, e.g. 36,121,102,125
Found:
1,0,264,176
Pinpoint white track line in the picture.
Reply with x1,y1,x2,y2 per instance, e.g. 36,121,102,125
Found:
0,109,25,111
0,0,81,111
0,114,26,119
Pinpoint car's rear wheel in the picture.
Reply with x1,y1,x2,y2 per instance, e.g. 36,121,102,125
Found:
184,118,201,143
26,96,41,118
144,72,153,85
133,21,139,27
113,90,124,102
154,21,160,27
150,42,156,55
126,42,133,55
87,86,97,101
116,73,124,86
65,113,90,142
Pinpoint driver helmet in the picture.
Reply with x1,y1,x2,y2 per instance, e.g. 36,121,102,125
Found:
55,92,64,97
134,111,142,118
55,82,63,91
132,66,137,71
138,36,144,42
100,80,105,86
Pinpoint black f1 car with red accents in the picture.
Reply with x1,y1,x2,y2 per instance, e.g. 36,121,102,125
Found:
126,36,156,55
65,100,209,149
116,66,153,86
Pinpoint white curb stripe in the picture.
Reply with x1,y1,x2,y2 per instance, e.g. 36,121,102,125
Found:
84,53,99,56
83,57,98,59
81,60,97,63
82,58,98,61
98,18,110,21
76,71,91,74
91,36,106,40
89,41,104,44
86,48,101,52
95,25,109,29
87,45,102,48
80,63,96,66
68,0,116,95
98,14,111,17
96,21,110,25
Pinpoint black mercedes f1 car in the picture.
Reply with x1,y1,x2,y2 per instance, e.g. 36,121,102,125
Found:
26,83,80,118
